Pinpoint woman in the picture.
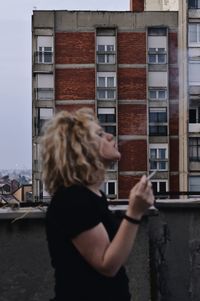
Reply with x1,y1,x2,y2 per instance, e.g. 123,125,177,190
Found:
41,108,154,301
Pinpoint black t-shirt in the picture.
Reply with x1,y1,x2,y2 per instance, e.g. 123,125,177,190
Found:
46,185,131,301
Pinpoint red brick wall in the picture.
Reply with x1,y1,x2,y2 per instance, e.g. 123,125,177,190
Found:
56,104,95,113
169,32,178,65
119,175,141,199
169,103,179,135
55,69,95,100
119,140,147,171
118,33,146,64
169,175,179,194
169,67,179,100
118,68,146,100
118,104,147,135
55,32,95,64
169,138,179,172
130,0,144,12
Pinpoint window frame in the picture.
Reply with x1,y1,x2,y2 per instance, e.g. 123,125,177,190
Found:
149,144,168,171
189,137,200,161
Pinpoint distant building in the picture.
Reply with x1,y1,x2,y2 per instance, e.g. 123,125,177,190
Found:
32,0,180,201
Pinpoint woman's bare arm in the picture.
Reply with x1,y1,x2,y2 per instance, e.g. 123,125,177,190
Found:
72,175,154,277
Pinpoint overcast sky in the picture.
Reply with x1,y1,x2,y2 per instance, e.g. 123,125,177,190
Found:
0,0,129,170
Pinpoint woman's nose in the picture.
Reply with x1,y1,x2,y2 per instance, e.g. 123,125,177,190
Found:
106,133,114,141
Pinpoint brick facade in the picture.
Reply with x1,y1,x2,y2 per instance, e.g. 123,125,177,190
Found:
118,68,146,100
55,69,95,100
130,0,144,12
119,175,141,199
55,33,95,64
119,140,147,171
118,33,146,64
169,138,179,172
118,104,147,135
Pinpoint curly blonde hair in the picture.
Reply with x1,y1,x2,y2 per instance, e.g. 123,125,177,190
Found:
40,108,105,195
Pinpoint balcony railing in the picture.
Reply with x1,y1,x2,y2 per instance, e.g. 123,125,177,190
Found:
35,88,54,101
34,51,53,64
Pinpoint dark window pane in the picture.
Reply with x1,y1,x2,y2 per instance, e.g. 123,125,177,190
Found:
108,182,115,195
189,109,196,123
152,182,158,194
160,182,166,193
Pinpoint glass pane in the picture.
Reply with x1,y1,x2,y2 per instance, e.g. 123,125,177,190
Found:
98,77,105,87
150,161,157,170
97,54,106,63
158,48,165,53
104,126,116,136
189,109,197,123
188,0,196,8
44,47,52,52
159,161,166,170
97,90,106,99
159,148,166,159
158,112,167,122
158,126,167,135
159,182,166,193
152,182,158,194
107,77,114,87
189,24,197,43
108,182,115,195
98,45,105,51
149,112,157,122
150,149,157,159
158,90,166,99
149,54,156,63
44,52,52,63
158,54,166,63
98,114,106,123
107,114,116,122
107,90,115,99
107,54,115,64
149,90,157,99
107,45,114,51
149,48,156,52
149,126,157,135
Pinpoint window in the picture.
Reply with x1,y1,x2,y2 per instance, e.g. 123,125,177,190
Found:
189,107,200,123
148,28,167,36
96,36,115,64
102,181,117,197
36,36,53,64
152,181,168,194
97,108,116,123
148,48,167,64
97,72,116,100
189,138,200,161
189,24,200,45
189,176,200,191
149,108,167,122
148,72,168,87
37,108,53,134
36,74,54,100
102,125,116,136
149,88,167,100
189,62,200,85
149,144,168,170
188,0,200,9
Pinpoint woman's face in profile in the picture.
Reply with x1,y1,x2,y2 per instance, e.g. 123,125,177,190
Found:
91,122,121,161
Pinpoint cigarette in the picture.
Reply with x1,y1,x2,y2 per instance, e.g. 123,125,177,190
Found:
147,170,157,180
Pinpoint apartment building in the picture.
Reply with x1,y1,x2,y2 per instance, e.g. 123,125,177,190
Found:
32,0,179,201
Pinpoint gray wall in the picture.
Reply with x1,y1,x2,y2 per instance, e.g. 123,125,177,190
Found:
0,205,200,301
